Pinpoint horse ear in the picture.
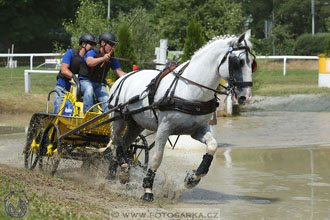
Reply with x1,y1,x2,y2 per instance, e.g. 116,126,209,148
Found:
244,29,251,41
237,29,251,44
237,32,245,44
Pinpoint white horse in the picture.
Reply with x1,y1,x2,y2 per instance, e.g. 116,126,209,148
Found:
108,30,254,202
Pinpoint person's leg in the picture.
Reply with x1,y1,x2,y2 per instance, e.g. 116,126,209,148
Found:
53,85,67,114
94,83,109,112
80,80,94,114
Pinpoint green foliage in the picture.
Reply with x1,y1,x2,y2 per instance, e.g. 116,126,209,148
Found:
100,0,156,19
196,0,244,39
114,22,137,75
111,8,160,66
154,0,244,50
0,0,78,52
250,38,273,56
325,35,330,56
294,33,330,55
63,0,110,48
181,19,206,62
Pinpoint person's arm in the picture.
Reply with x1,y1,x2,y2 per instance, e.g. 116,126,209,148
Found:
113,68,126,77
86,52,111,67
60,49,73,78
111,58,125,77
60,63,72,78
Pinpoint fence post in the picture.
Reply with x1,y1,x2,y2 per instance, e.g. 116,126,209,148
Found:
283,57,287,76
156,39,167,70
24,70,31,93
30,55,33,70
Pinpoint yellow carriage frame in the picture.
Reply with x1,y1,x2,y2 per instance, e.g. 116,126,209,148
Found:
23,76,149,176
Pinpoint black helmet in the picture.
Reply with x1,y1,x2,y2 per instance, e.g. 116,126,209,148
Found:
79,33,97,46
99,32,118,44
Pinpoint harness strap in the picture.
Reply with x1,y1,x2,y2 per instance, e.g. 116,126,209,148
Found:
172,70,228,95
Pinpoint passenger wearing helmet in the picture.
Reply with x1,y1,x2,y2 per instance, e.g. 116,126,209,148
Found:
80,31,125,114
53,33,97,114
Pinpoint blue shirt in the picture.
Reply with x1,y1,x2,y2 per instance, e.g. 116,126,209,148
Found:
84,49,120,69
56,49,83,90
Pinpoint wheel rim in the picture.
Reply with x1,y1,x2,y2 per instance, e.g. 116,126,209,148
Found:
39,123,61,175
128,134,149,169
24,116,43,170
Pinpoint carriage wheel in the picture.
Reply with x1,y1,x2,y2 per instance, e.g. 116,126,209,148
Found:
38,123,61,176
127,134,149,169
24,116,44,170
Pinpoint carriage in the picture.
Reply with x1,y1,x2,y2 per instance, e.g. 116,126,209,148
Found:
24,30,255,202
23,75,150,176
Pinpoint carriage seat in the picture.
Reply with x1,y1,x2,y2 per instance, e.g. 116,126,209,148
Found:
69,75,114,115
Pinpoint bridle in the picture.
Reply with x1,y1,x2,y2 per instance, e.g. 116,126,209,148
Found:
172,42,256,96
218,41,256,92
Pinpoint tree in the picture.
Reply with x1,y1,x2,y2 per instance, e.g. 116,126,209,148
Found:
0,0,79,52
153,0,190,50
196,0,244,39
100,0,156,19
111,8,160,66
114,22,137,75
181,19,206,62
63,0,110,48
153,0,244,50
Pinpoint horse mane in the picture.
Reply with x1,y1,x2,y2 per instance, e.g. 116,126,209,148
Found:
193,35,236,57
193,33,252,58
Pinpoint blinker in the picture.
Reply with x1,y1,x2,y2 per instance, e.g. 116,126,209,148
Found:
229,55,241,69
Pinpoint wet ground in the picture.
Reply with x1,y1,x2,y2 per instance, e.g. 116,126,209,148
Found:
1,94,330,219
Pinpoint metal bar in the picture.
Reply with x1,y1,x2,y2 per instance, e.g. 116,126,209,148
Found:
58,95,139,140
59,109,115,140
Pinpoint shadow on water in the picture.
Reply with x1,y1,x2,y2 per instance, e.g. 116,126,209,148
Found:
180,188,279,205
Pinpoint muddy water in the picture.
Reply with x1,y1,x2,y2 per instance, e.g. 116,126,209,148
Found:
1,94,330,219
163,95,330,220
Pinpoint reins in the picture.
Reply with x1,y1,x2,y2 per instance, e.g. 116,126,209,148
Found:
171,69,228,95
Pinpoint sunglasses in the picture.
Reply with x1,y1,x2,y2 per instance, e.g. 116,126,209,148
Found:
107,42,116,47
87,42,96,46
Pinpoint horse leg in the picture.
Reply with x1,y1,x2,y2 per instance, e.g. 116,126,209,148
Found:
184,126,217,189
141,124,170,202
117,120,144,184
106,119,126,180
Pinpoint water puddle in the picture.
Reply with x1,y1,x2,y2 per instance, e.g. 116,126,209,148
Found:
1,94,330,219
173,147,330,220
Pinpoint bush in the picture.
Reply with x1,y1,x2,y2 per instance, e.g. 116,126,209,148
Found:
325,35,330,56
112,22,137,77
251,38,273,56
294,33,330,55
181,19,206,62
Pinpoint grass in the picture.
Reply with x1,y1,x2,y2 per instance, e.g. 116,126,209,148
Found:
0,67,57,115
0,166,99,219
253,60,330,96
0,164,160,219
1,60,330,119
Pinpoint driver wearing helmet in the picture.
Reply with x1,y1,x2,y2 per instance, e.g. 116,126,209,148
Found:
80,31,125,114
53,33,97,114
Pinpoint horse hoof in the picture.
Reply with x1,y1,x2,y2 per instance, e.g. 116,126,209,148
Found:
119,163,130,184
141,192,154,202
184,170,201,189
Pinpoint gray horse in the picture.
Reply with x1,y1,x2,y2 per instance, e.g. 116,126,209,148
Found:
108,30,254,202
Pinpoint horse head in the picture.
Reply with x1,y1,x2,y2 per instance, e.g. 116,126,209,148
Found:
218,30,255,105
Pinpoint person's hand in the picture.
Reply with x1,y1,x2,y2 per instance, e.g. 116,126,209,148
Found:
103,53,111,62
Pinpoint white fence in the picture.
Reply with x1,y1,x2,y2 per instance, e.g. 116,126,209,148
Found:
256,55,319,76
0,53,320,93
0,53,61,70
